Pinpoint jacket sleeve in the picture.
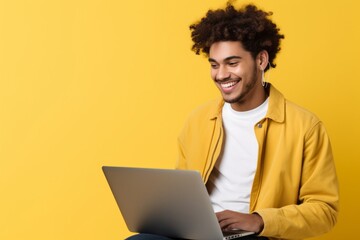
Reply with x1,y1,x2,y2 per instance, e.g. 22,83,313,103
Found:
256,122,339,239
176,135,188,170
175,115,192,170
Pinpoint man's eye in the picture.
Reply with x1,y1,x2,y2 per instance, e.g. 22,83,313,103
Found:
211,64,218,69
229,62,238,66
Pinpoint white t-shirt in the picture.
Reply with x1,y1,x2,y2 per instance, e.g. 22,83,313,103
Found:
207,98,269,213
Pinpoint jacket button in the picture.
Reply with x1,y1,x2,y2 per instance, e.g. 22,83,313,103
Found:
257,123,262,128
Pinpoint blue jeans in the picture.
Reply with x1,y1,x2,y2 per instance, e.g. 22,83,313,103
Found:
126,233,268,239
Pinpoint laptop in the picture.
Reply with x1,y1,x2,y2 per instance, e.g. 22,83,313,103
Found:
102,166,255,240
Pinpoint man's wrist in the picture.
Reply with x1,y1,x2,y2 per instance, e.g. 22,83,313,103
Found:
252,213,264,234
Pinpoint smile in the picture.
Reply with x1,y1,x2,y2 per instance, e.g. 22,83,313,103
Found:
220,80,239,89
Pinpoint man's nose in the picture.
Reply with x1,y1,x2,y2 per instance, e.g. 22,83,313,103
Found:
216,66,231,81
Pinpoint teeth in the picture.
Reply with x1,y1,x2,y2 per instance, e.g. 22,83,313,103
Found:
221,81,237,88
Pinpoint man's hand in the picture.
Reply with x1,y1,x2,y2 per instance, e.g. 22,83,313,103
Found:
216,210,264,234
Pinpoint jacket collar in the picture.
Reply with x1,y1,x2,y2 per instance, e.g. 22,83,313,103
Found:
209,84,285,123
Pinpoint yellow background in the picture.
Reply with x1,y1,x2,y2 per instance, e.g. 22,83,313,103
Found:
0,0,359,239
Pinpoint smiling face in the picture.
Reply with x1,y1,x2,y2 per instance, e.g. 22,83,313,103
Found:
208,41,268,111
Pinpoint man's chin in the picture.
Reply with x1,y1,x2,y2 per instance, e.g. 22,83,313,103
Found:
222,95,243,104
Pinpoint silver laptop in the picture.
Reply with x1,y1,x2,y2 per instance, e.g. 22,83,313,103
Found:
102,166,255,240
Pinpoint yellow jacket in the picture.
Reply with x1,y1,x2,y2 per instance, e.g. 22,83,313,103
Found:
176,85,339,240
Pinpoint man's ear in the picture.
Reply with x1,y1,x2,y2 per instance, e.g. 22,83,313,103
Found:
257,50,269,70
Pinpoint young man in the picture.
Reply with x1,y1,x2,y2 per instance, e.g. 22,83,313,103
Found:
128,3,339,240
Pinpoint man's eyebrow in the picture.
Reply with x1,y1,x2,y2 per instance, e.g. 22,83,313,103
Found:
208,56,242,63
225,56,241,61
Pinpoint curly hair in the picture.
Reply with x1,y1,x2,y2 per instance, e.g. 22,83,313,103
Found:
190,2,284,70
